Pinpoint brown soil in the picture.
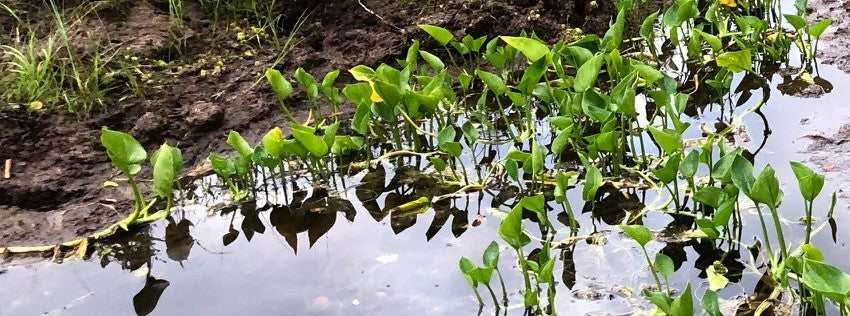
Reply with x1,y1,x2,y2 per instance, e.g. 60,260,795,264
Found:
0,0,616,247
809,0,850,73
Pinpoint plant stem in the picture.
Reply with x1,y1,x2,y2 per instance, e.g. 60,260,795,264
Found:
127,174,146,218
641,246,664,291
472,287,484,307
755,204,776,261
485,283,500,311
496,268,508,307
768,205,789,259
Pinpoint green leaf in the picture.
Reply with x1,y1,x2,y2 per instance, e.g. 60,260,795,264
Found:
633,63,665,85
809,19,833,38
679,150,699,178
620,225,653,247
521,194,547,226
716,50,752,73
731,155,755,195
419,24,453,46
531,143,546,175
321,70,340,88
100,128,146,176
640,11,660,43
711,151,737,181
208,153,235,177
697,218,721,238
461,121,479,144
321,121,340,149
437,126,456,145
645,291,673,313
518,58,549,94
696,30,722,53
500,36,550,61
582,163,603,201
419,50,445,72
151,143,182,199
505,159,519,182
694,187,727,208
784,14,807,30
554,171,576,204
802,258,850,301
226,131,254,158
702,290,722,316
611,72,637,117
574,54,605,92
440,142,462,157
430,157,447,172
262,127,286,159
294,67,319,99
471,267,494,284
669,283,694,316
655,253,675,279
602,8,627,52
713,199,736,227
750,165,783,209
291,123,329,158
551,129,571,156
539,258,556,283
790,161,825,202
265,69,293,101
483,241,500,268
653,153,681,184
459,257,478,287
499,204,531,249
663,0,698,27
524,289,539,307
802,244,825,261
348,65,375,82
476,69,506,95
648,126,683,154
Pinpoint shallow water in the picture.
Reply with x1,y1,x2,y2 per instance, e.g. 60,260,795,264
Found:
3,60,850,316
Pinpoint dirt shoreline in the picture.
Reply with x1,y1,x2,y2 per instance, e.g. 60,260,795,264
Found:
809,0,850,73
0,0,615,247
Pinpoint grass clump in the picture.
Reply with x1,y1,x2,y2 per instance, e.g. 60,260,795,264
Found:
0,0,140,115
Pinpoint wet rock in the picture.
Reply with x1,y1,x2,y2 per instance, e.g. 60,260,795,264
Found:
185,101,224,131
130,111,164,138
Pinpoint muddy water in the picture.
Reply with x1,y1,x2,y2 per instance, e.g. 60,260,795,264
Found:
3,62,850,315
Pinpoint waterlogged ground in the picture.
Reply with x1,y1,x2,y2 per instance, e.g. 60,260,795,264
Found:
2,61,850,315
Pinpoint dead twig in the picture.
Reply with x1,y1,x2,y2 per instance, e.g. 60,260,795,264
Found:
357,0,404,32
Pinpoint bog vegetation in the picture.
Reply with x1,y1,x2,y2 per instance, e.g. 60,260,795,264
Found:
2,0,846,314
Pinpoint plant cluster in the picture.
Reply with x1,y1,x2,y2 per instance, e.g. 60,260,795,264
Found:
86,0,846,313
100,128,184,229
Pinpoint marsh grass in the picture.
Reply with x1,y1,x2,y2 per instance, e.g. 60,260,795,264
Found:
0,0,140,115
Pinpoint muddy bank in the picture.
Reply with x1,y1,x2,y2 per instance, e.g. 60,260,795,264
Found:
809,0,850,73
0,0,615,247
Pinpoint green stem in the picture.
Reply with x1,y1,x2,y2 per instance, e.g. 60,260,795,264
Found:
755,204,776,261
641,246,664,291
768,205,789,259
496,268,508,307
517,248,532,294
471,286,484,307
485,283,500,311
804,200,813,244
127,174,146,218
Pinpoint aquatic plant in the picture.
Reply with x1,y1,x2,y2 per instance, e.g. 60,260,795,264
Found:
101,128,183,228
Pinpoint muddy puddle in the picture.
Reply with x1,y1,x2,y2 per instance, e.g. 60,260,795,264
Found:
2,56,850,315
